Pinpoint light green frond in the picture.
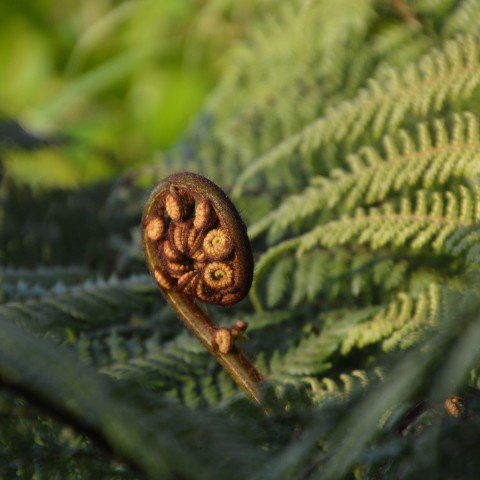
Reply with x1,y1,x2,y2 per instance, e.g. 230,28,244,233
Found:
444,0,480,36
250,113,480,240
233,34,480,195
255,247,419,310
267,306,381,383
341,283,441,353
298,187,480,258
254,187,480,306
265,256,295,308
250,238,299,310
306,368,384,402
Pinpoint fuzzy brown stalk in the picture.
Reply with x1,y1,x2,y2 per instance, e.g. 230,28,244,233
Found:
142,172,263,403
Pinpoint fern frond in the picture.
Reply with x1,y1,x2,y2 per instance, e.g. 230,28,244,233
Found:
265,307,378,383
233,33,480,195
99,333,204,380
254,245,414,311
254,187,479,308
182,1,448,190
444,0,480,36
1,265,92,302
263,305,390,400
250,113,480,240
305,368,384,402
0,317,267,479
341,283,441,354
297,187,480,258
1,265,89,285
0,275,156,339
268,324,344,382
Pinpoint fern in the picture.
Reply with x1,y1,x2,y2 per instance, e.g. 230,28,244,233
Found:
250,112,480,240
443,0,480,36
0,275,157,340
4,1,480,478
233,33,480,195
306,368,384,402
255,186,480,297
0,317,267,479
341,283,441,353
297,187,480,256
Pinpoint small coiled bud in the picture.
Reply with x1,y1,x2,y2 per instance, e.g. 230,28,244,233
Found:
203,229,233,260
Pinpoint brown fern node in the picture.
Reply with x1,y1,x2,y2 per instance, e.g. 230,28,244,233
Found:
142,172,262,403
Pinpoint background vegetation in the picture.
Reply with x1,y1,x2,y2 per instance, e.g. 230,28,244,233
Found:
2,0,480,478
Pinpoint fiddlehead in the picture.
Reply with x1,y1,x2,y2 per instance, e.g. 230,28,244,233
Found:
142,172,263,403
144,172,253,305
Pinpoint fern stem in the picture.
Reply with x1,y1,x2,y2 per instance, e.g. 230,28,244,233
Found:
161,289,263,403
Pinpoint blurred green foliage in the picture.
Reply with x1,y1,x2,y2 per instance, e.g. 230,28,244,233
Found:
0,0,260,186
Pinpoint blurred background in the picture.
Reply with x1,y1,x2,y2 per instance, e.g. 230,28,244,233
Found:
0,0,263,187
